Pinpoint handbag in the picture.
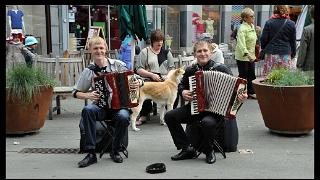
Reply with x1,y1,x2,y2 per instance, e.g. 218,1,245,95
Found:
259,19,288,60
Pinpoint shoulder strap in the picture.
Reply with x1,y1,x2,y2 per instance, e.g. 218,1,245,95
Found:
264,19,288,50
87,64,101,76
146,47,151,70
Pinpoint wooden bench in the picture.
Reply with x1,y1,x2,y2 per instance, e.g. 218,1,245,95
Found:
177,55,195,68
35,56,85,120
171,49,186,58
106,49,119,59
176,55,196,107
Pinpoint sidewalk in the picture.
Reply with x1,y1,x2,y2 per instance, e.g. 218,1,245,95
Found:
6,68,314,179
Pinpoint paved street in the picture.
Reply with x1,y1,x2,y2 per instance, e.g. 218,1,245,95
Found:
6,67,314,179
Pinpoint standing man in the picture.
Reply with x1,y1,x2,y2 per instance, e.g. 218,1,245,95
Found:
297,5,314,76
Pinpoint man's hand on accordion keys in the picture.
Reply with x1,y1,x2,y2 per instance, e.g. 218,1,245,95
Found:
237,89,248,103
130,79,143,90
88,91,100,103
182,90,193,102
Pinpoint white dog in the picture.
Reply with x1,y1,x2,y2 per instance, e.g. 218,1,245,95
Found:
130,67,185,131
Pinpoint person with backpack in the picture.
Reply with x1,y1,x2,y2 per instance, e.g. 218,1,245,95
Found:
72,37,144,168
260,5,296,76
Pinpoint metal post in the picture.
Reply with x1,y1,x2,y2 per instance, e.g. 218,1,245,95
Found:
88,5,91,27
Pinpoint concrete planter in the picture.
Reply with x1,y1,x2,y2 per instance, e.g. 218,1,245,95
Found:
252,78,314,135
6,86,53,134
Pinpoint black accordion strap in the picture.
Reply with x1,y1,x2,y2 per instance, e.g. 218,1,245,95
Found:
88,64,102,76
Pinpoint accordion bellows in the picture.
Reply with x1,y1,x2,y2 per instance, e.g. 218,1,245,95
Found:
189,71,247,118
94,70,139,109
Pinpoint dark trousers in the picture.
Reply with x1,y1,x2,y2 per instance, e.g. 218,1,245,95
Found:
139,99,153,116
164,104,223,153
81,104,130,153
236,60,256,94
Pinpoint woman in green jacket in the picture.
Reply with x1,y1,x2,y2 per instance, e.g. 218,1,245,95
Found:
235,8,257,99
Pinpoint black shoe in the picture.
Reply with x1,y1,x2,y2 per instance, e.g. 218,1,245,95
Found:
205,150,216,164
110,151,123,163
171,145,197,161
78,153,97,168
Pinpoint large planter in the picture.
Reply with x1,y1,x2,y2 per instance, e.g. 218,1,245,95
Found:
252,78,314,135
6,86,53,134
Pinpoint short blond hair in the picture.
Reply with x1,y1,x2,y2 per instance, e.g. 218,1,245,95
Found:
89,37,108,50
193,40,213,54
241,8,254,21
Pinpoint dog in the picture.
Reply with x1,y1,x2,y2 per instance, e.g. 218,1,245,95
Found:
131,67,185,131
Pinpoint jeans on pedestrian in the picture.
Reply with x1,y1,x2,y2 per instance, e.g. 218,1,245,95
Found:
81,104,130,153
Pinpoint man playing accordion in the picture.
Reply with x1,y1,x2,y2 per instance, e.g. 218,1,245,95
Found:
72,37,143,168
165,40,248,164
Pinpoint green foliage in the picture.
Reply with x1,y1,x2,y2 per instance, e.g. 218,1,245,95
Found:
265,67,314,86
6,65,57,104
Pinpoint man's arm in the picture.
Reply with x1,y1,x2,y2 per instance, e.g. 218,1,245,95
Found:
72,68,94,100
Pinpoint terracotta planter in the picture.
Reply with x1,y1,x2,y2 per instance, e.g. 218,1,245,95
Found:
6,86,53,134
252,78,314,135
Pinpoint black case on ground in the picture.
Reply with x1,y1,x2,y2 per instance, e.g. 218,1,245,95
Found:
185,118,238,152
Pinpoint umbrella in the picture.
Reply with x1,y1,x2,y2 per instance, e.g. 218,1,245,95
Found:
118,5,148,70
118,5,148,41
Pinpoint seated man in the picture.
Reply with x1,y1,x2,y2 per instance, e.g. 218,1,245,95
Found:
165,40,248,164
72,37,143,168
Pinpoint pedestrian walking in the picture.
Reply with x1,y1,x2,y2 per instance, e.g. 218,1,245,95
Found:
234,8,257,99
297,5,314,76
260,5,296,76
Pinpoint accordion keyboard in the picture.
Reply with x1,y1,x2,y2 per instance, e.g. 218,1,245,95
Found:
189,75,199,115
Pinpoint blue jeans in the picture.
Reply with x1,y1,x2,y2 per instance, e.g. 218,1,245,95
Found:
81,104,130,153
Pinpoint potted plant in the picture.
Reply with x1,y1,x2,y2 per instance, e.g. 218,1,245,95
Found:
252,68,314,135
6,65,56,134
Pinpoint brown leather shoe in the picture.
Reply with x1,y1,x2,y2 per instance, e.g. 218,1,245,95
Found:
136,116,148,126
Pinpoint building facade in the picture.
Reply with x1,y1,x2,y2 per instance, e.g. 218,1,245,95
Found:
6,5,303,57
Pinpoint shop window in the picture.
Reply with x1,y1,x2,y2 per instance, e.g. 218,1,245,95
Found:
69,5,89,51
192,5,220,43
108,5,121,50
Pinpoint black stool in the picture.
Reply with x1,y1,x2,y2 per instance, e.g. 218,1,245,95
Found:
186,118,226,159
98,119,128,159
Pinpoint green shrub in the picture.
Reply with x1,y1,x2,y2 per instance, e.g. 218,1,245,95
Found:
6,65,57,104
265,67,314,86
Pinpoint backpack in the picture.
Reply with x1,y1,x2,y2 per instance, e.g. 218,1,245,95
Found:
185,117,238,153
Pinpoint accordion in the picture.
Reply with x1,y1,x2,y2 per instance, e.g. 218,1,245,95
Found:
93,70,139,109
189,71,247,119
